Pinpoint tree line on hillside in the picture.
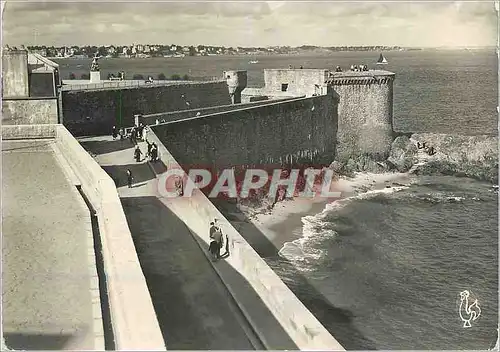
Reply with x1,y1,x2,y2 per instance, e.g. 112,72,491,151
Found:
67,72,190,81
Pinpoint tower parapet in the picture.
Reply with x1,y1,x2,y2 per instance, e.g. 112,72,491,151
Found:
223,70,247,104
326,70,396,161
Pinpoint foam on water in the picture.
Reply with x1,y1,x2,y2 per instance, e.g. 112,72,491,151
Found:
278,177,410,268
275,173,497,350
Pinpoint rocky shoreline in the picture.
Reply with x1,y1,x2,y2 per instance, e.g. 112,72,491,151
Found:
227,132,498,217
333,133,498,184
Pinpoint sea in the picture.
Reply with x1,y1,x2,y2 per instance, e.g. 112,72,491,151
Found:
56,50,498,350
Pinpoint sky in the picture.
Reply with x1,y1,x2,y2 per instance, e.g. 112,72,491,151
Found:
2,0,498,47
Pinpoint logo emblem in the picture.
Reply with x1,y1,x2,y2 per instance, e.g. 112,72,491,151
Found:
459,290,481,328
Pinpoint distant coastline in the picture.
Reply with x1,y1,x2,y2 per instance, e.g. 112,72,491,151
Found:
28,45,497,61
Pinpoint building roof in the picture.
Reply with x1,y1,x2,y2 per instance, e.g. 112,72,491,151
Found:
28,53,59,72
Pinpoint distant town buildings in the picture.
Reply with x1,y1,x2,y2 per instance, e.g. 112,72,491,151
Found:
21,44,412,59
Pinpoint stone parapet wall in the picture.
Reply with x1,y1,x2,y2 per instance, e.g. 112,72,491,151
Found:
152,94,338,169
62,81,232,136
146,129,345,351
54,125,166,350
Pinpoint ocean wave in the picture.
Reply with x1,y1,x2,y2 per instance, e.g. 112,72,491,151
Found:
412,192,467,204
278,182,409,269
278,178,489,270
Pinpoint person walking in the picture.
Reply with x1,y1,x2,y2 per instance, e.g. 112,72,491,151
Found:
145,139,153,160
112,126,118,140
138,123,145,140
126,169,133,188
209,221,223,259
119,127,125,141
151,142,158,162
134,145,143,162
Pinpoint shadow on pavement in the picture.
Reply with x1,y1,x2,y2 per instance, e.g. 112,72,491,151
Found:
210,199,378,350
148,159,168,175
4,332,78,350
101,163,155,188
79,139,134,155
121,196,297,350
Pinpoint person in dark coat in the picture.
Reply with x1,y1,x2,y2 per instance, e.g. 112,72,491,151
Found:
209,221,223,259
129,128,135,144
112,126,118,140
151,142,158,162
126,169,133,188
150,146,157,162
138,123,145,140
145,140,153,159
208,240,219,261
134,145,143,162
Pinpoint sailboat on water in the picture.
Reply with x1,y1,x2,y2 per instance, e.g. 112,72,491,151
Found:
376,53,388,65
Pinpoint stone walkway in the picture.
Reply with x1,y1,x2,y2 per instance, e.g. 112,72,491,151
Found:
2,140,101,350
80,136,259,350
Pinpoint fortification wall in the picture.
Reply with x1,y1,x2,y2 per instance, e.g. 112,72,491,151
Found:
2,50,29,97
331,74,395,161
2,98,58,125
140,96,302,125
146,130,344,351
61,81,231,136
152,94,338,169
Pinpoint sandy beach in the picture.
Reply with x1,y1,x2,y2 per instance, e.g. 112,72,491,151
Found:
215,171,414,256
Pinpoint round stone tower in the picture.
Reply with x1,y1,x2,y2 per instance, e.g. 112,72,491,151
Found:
223,70,247,104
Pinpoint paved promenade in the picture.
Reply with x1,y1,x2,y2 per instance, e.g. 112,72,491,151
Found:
80,136,259,350
2,140,100,350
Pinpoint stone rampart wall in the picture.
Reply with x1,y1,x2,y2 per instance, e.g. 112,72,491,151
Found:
61,81,231,136
152,94,338,169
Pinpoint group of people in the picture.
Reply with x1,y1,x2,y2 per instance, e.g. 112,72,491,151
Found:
130,123,147,145
112,126,126,141
332,64,369,73
209,220,229,261
417,141,436,156
112,123,148,144
145,140,159,162
133,140,159,163
350,64,369,71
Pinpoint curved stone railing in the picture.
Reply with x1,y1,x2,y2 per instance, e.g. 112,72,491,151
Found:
2,125,166,350
147,129,345,351
55,126,166,351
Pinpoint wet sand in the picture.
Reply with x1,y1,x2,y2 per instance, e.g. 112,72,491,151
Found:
216,172,413,256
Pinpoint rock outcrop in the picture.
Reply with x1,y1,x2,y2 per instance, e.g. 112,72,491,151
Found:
409,133,498,183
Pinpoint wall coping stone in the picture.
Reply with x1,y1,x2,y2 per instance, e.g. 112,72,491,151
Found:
158,94,336,126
